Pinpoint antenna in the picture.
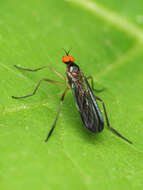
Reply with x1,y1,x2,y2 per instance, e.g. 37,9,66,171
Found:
63,48,72,55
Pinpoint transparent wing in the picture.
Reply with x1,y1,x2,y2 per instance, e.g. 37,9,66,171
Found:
72,78,104,133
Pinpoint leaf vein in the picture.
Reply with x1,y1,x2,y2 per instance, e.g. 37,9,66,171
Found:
71,0,143,42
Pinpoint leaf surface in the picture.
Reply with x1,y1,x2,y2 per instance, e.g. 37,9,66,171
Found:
0,0,143,190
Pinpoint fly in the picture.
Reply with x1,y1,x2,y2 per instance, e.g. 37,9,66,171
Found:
12,49,133,144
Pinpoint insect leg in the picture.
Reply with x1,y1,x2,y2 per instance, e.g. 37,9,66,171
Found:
86,76,104,92
45,87,69,142
12,78,66,99
95,96,133,144
14,65,66,80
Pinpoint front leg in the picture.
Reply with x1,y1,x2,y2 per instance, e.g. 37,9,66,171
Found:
86,76,104,92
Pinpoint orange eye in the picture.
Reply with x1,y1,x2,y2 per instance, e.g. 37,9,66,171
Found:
69,56,74,62
62,55,75,63
62,56,70,63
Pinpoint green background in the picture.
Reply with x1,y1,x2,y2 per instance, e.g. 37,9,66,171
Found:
0,0,143,189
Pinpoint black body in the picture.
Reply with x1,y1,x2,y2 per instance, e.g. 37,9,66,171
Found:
66,62,104,133
12,53,133,144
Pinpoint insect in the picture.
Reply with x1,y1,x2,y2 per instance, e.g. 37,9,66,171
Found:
12,50,133,144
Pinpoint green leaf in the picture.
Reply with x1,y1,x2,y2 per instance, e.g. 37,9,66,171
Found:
0,0,143,189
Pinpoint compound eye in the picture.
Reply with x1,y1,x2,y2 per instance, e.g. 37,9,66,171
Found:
62,56,70,63
69,56,74,62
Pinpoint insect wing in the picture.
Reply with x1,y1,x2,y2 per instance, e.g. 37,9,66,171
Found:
71,78,104,133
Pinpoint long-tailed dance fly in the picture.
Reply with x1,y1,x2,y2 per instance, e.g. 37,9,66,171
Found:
12,50,133,144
